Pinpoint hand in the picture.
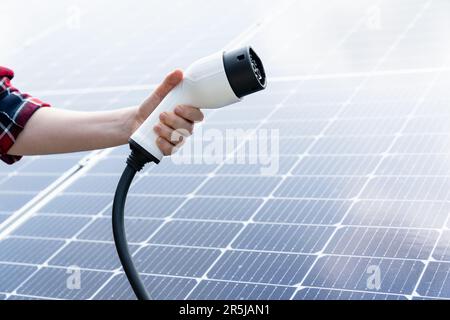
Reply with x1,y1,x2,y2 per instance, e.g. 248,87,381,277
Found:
133,70,204,155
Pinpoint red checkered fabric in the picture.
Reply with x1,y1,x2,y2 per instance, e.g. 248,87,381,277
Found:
0,66,50,164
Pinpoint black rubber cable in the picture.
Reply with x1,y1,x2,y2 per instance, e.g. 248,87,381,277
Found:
112,161,150,300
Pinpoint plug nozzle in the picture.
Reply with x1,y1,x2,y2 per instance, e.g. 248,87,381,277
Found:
223,46,267,98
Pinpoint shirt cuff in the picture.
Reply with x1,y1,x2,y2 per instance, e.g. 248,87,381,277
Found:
0,68,51,164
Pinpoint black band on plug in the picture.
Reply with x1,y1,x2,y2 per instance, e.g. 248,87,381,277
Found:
128,139,160,171
223,46,267,98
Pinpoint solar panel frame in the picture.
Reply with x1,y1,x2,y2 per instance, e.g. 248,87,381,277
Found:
1,0,450,300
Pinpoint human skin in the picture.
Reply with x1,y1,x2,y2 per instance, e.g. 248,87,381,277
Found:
7,70,204,157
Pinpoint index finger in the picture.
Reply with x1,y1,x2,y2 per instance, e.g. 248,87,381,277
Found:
174,105,204,123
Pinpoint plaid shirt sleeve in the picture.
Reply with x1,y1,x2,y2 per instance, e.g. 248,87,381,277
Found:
0,66,50,164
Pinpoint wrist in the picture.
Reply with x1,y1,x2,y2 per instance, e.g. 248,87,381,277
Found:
120,106,140,143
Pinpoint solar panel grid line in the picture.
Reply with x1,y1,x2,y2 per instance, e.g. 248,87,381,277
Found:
87,1,335,299
59,4,190,92
86,1,294,299
0,151,122,298
29,0,280,235
183,1,383,299
433,231,450,261
410,202,450,297
302,255,424,296
294,287,408,300
37,188,450,203
188,281,281,300
288,0,437,299
0,158,88,240
344,200,450,229
268,66,450,83
0,149,115,231
337,61,450,298
3,0,450,300
323,226,439,260
38,1,326,298
7,227,444,263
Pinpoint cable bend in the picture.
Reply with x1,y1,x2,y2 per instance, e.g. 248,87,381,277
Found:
112,163,150,300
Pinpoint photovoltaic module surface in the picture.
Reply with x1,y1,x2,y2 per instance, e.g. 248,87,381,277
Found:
1,0,450,300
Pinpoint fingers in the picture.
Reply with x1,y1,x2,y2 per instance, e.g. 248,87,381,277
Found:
151,69,183,104
174,105,204,123
153,122,187,144
159,111,195,134
156,136,178,156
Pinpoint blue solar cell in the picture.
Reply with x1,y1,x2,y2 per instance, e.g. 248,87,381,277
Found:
17,267,112,299
87,157,130,174
416,99,450,116
0,175,59,192
64,175,121,194
294,288,407,300
344,200,450,228
310,136,393,155
6,295,44,300
49,241,134,270
0,263,37,292
93,274,197,300
198,176,282,197
78,217,163,243
274,176,366,198
432,231,450,262
412,296,446,300
293,155,381,176
416,262,450,299
255,199,350,224
37,194,111,215
218,156,298,175
325,118,404,136
377,154,450,176
19,157,80,174
272,104,337,120
122,195,185,218
0,194,35,213
148,160,218,175
362,177,450,201
276,138,314,155
151,221,242,247
324,227,438,259
261,120,327,137
2,0,450,301
175,197,263,221
11,215,91,239
0,214,8,224
392,134,450,154
134,246,221,277
284,81,355,104
207,250,315,286
188,281,295,300
0,237,65,264
405,116,450,134
341,101,415,118
303,255,424,295
232,224,334,253
132,176,205,195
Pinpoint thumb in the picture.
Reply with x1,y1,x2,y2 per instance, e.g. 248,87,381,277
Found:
151,69,183,104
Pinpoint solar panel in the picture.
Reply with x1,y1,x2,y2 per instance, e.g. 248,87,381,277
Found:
1,0,450,300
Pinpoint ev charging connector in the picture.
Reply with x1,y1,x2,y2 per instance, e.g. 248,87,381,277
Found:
112,46,267,300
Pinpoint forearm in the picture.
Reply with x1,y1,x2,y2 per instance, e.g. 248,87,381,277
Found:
7,107,138,156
